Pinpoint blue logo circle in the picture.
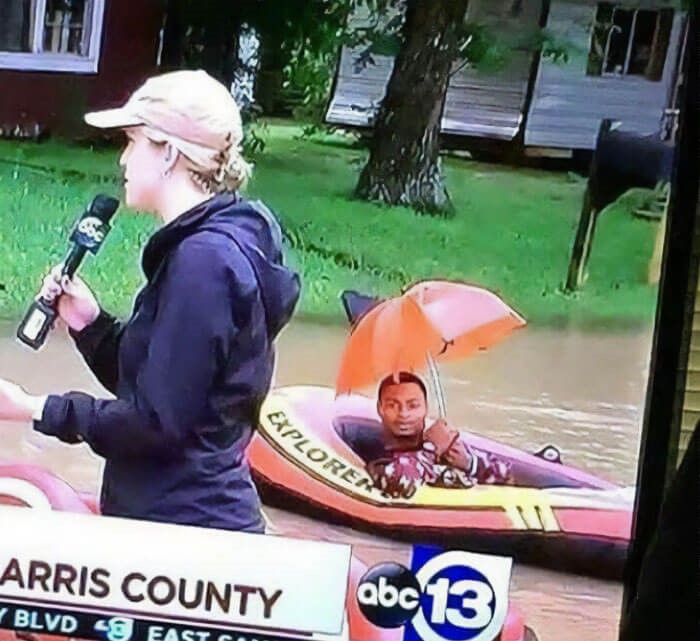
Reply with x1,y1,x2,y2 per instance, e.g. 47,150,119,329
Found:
417,564,495,641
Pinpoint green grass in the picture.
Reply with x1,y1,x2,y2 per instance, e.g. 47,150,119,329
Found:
0,121,661,326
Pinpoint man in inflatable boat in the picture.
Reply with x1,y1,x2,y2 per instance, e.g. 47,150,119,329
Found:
335,372,511,499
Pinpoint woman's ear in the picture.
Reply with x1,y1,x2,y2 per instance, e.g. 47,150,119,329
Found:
162,142,179,177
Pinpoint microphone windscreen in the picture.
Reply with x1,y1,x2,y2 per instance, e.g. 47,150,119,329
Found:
89,194,120,222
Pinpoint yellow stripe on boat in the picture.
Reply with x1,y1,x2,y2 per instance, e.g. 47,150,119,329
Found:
412,486,561,531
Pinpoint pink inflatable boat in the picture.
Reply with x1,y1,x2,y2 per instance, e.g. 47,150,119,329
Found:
248,386,634,578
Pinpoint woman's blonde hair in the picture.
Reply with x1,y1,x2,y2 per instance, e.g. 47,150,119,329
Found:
142,125,252,194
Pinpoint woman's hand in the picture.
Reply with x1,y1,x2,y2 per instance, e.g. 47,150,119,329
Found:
39,265,100,332
0,378,44,422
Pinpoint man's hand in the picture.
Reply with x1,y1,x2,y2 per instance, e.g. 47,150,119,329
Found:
425,418,460,457
443,439,474,472
0,378,44,422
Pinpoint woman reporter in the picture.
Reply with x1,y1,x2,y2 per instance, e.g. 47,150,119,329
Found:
0,70,300,532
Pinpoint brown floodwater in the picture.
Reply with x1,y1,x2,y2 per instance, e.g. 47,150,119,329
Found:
0,319,653,641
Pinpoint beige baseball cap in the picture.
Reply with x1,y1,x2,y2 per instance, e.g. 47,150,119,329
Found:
84,69,242,153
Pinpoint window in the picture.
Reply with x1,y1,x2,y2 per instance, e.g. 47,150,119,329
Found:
0,0,106,73
587,3,674,81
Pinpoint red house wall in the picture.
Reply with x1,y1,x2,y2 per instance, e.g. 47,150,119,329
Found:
0,0,165,138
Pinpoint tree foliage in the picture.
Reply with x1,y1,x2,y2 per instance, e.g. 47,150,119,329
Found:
162,0,577,127
162,1,348,96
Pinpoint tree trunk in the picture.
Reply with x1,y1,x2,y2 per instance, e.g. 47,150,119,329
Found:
355,0,469,215
199,3,240,88
161,0,240,88
254,29,288,115
160,0,186,70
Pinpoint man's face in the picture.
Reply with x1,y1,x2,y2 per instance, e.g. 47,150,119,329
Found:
377,381,427,438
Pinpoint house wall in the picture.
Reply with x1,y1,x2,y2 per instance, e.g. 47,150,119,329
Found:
524,0,684,150
0,0,164,138
325,0,542,141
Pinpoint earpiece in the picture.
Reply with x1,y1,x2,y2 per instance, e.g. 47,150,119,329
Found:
162,143,177,178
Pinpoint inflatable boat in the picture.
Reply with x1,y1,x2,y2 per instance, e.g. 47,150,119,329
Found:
248,386,633,578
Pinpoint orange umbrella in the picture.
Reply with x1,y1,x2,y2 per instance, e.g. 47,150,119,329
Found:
336,280,526,414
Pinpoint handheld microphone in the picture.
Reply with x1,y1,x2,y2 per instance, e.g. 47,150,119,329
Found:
17,194,119,350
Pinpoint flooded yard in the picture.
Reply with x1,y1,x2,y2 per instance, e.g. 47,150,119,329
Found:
0,318,653,641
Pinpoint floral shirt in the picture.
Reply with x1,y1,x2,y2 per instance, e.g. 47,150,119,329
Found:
367,441,512,499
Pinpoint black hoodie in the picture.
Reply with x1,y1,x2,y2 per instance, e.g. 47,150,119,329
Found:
34,193,300,531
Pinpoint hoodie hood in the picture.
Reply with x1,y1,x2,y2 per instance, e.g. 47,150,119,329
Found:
142,192,300,339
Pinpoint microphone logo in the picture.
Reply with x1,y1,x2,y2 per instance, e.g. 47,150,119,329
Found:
78,217,106,242
73,216,109,251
